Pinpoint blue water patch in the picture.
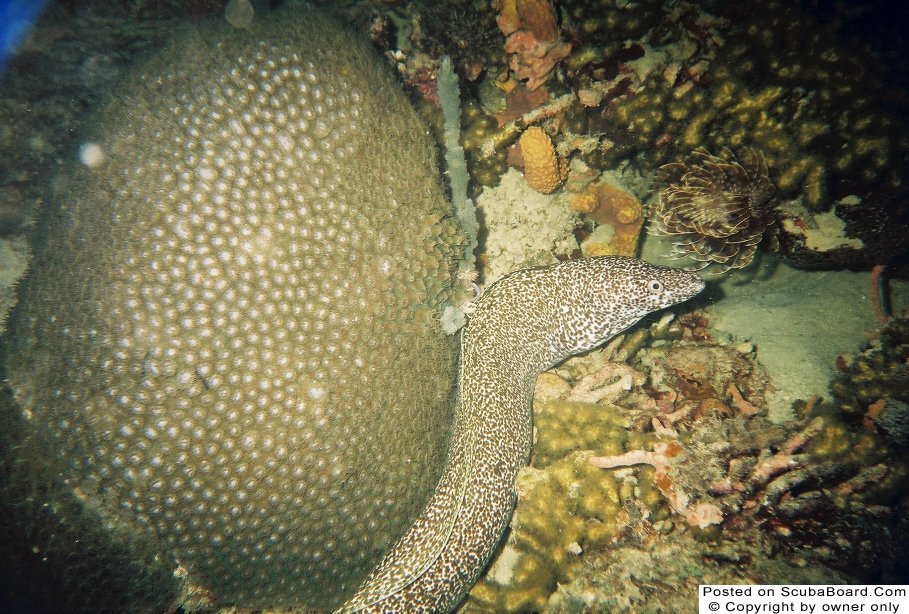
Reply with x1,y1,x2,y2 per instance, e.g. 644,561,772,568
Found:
0,0,50,73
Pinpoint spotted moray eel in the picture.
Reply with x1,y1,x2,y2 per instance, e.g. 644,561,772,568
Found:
338,256,705,613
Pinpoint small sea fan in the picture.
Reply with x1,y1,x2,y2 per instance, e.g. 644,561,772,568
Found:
650,147,778,273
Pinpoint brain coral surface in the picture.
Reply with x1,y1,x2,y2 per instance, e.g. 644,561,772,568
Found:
0,7,464,610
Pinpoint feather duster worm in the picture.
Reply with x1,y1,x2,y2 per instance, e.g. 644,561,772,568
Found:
651,147,778,273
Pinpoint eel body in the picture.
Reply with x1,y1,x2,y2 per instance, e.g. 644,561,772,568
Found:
340,256,705,612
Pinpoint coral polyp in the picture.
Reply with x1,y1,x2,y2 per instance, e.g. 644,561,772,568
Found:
650,147,779,273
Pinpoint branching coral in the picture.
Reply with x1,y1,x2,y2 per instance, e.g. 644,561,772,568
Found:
650,147,779,273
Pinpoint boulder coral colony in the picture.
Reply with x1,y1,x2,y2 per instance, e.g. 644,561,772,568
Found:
3,6,469,610
0,0,907,612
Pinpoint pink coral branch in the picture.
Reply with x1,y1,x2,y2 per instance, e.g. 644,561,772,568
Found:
590,445,723,528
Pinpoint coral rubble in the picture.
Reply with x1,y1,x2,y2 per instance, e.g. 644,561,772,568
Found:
465,311,909,611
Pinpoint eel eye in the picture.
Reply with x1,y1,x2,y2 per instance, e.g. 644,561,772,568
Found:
648,280,662,293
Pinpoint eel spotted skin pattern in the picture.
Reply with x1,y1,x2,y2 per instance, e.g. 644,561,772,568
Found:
339,256,705,612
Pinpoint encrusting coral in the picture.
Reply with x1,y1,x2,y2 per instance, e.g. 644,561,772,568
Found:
650,147,779,273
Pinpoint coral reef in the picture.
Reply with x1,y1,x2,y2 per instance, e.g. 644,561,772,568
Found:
494,0,908,269
340,0,909,270
494,0,572,91
650,148,778,273
3,0,909,609
465,311,909,611
517,126,565,194
469,0,903,270
721,7,905,264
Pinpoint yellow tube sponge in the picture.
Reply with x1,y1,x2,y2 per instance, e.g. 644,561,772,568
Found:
519,126,565,193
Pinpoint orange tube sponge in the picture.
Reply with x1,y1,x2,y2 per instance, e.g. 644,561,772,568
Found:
495,0,572,90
